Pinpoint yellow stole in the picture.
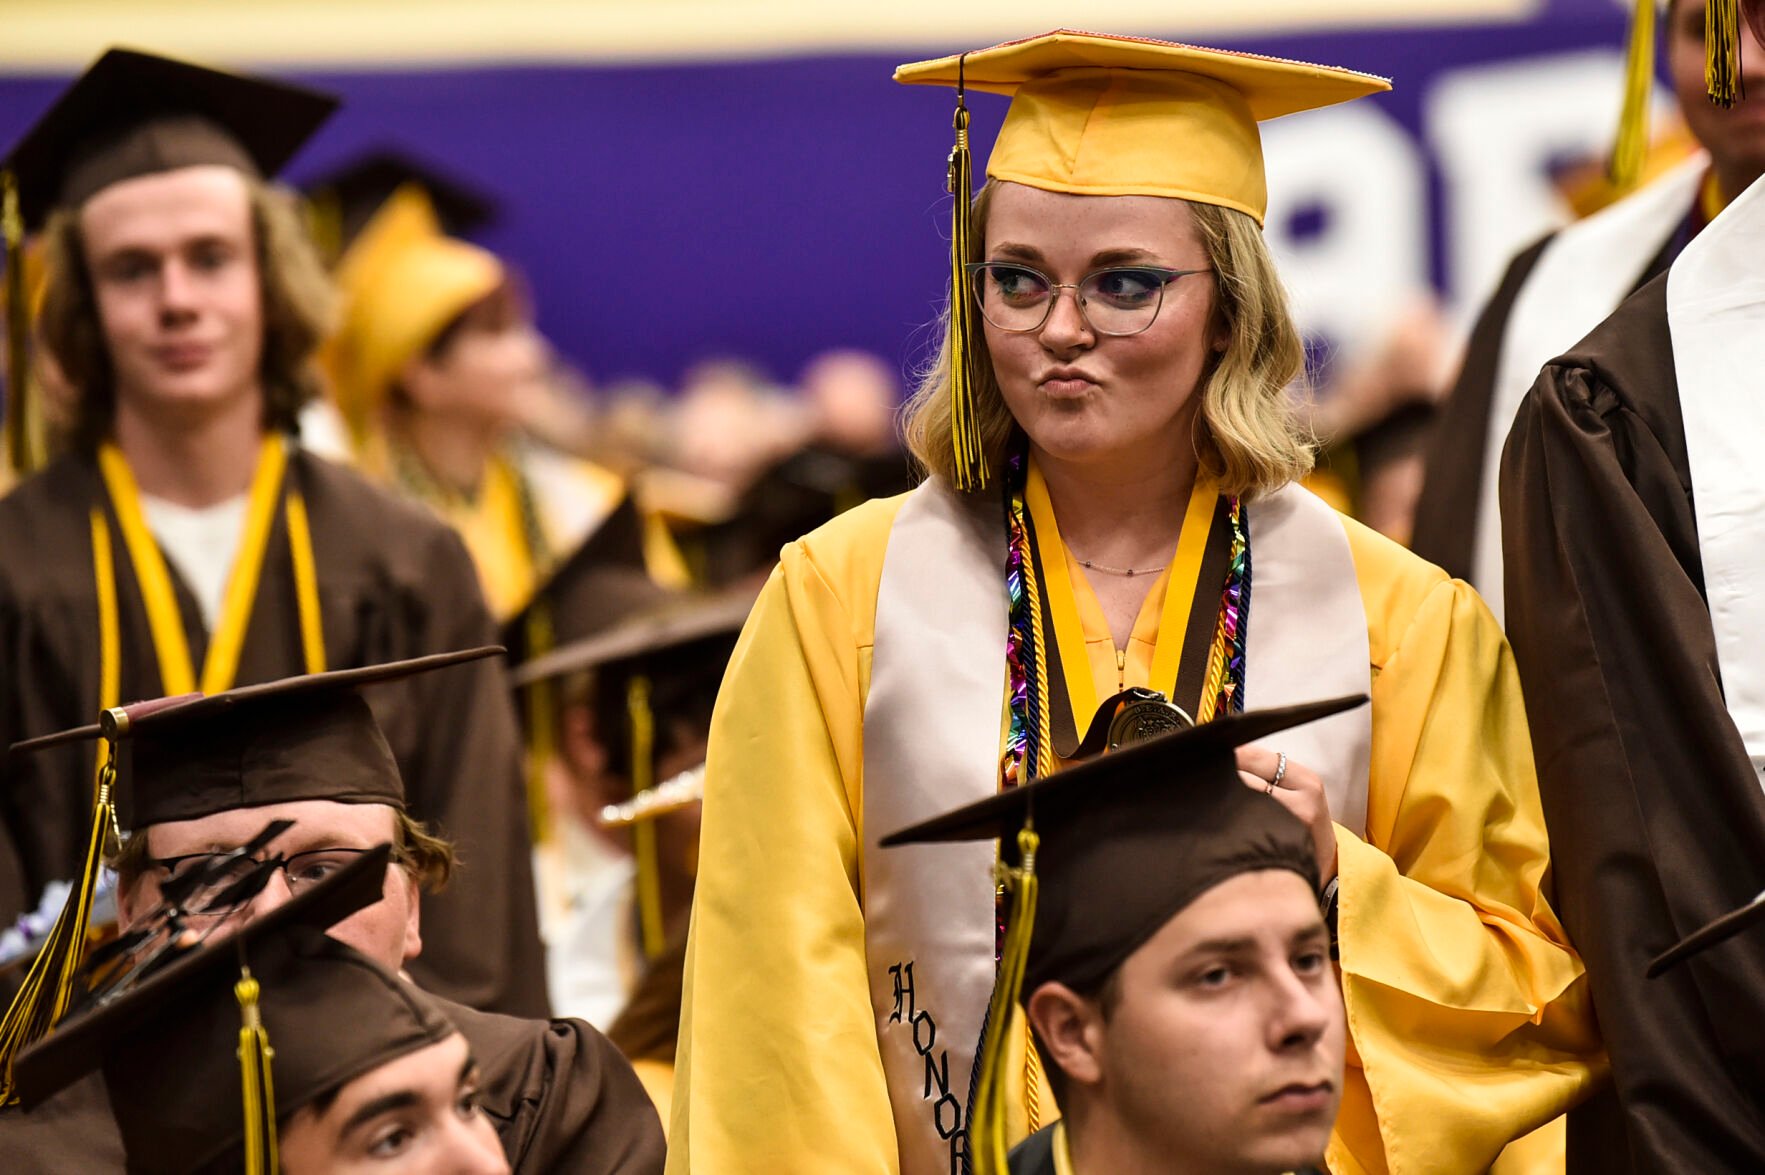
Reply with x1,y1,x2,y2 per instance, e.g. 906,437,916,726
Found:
1023,462,1222,750
92,436,326,709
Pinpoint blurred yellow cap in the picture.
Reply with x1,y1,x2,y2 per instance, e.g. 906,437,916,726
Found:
324,182,503,443
895,29,1389,223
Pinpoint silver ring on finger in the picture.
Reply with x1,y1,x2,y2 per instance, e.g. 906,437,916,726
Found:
1271,751,1289,790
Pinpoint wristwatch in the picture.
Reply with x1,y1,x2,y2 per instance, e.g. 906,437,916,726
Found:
1319,876,1341,961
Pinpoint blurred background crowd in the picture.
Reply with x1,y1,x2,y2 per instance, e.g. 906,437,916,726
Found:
0,0,1683,556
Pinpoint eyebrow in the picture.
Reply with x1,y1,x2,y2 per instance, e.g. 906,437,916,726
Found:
338,1090,421,1140
986,242,1169,267
1184,921,1330,960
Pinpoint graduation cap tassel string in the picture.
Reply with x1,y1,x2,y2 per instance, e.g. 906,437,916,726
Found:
2,169,41,477
0,736,120,1102
947,57,986,492
1708,0,1744,107
627,676,667,961
234,967,280,1175
1609,0,1657,191
972,826,1040,1175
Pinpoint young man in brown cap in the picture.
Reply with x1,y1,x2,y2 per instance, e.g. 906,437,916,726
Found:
11,847,511,1174
0,47,545,1017
0,651,665,1173
882,699,1355,1175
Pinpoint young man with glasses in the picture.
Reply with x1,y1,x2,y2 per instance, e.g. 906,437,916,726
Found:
11,850,513,1175
0,651,664,1174
1500,4,1765,1169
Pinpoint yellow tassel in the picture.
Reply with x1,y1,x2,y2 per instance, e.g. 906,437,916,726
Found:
2,168,43,478
1609,0,1657,191
523,603,558,846
234,967,279,1175
1708,0,1743,108
972,826,1040,1175
627,675,666,961
947,56,986,492
0,743,120,1103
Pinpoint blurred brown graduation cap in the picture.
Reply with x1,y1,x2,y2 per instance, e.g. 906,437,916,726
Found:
13,846,458,1174
503,495,667,660
510,586,755,688
9,646,504,830
1648,887,1765,977
881,694,1360,994
2,46,338,231
303,147,499,256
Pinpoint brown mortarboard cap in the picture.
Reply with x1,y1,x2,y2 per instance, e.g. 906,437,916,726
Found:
1648,888,1765,977
882,696,1360,994
510,587,755,688
304,147,498,250
8,647,502,831
13,847,456,1173
3,47,338,230
503,495,667,659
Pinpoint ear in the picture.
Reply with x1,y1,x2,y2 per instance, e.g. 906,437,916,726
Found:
1025,981,1107,1089
398,867,424,965
115,871,148,932
558,702,608,779
397,352,443,411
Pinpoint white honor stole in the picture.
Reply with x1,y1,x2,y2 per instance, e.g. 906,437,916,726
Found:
1668,175,1765,786
861,479,1372,1175
1472,155,1708,621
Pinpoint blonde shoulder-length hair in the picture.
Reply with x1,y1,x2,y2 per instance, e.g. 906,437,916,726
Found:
902,182,1313,498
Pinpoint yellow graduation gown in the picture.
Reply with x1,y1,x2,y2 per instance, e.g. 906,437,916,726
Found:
670,489,1600,1174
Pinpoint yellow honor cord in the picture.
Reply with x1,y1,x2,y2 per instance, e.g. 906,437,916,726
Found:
973,825,1041,1175
627,675,667,960
1610,0,1657,191
95,437,324,697
284,491,327,674
234,968,279,1175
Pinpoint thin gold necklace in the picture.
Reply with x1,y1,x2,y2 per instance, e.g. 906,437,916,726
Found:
1075,556,1167,577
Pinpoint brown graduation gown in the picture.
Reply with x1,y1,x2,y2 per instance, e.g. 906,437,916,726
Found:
0,994,665,1173
1412,211,1694,579
1501,275,1765,1171
0,447,548,1017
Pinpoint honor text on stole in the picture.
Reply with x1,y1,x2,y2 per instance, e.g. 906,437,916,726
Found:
887,960,970,1174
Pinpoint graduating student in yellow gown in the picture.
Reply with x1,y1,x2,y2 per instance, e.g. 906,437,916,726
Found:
672,31,1601,1175
321,184,684,624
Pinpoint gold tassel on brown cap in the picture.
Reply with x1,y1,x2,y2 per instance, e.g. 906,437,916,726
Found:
234,963,280,1175
971,825,1041,1175
1609,0,1658,192
0,725,122,1102
1708,0,1744,107
946,54,986,492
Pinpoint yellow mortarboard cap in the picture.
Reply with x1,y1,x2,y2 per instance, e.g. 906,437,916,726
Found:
895,29,1389,224
322,182,503,446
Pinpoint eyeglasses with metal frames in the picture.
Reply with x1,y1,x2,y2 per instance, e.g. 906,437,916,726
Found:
964,261,1214,337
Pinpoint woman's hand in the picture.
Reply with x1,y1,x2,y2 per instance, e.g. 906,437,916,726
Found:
1237,745,1338,883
